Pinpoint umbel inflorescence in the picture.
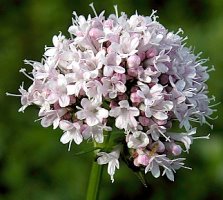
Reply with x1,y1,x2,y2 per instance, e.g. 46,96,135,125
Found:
8,3,215,183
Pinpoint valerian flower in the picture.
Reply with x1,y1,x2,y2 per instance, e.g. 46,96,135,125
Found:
59,120,83,150
109,100,139,130
76,98,108,126
8,3,215,183
97,148,120,183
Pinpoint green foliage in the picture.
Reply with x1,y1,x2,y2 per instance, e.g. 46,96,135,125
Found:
0,0,223,199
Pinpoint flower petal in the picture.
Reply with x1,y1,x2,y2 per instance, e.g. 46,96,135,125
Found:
59,95,70,107
59,120,73,131
60,132,72,144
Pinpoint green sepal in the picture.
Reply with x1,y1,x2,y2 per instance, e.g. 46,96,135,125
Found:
74,147,102,156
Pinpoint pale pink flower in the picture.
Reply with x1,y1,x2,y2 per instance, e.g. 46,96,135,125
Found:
59,120,83,150
76,98,108,126
97,148,120,183
109,100,139,130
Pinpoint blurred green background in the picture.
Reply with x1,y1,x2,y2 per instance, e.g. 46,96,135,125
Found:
0,0,223,199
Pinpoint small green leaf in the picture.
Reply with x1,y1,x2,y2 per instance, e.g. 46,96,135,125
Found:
74,147,102,156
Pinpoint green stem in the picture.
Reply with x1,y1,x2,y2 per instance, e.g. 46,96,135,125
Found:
86,159,103,200
86,132,110,200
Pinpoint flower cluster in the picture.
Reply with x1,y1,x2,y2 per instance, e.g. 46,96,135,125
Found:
9,4,214,183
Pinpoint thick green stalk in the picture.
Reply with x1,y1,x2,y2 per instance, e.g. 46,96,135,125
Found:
86,158,103,200
86,133,110,200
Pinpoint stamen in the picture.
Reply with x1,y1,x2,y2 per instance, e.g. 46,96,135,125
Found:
150,10,157,20
68,140,72,151
181,36,188,42
158,129,170,142
34,117,43,122
176,28,184,35
89,3,98,17
193,133,210,140
114,5,118,18
19,68,34,81
207,65,215,72
72,11,79,21
5,92,21,97
181,166,192,170
206,115,218,120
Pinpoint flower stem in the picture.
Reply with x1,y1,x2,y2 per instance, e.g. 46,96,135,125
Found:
86,132,110,200
86,159,103,200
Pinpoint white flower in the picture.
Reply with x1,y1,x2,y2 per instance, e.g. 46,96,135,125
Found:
102,52,125,76
109,100,139,130
146,123,168,141
47,74,70,107
76,98,108,126
97,148,120,183
150,50,170,73
168,128,197,153
44,33,66,57
59,120,83,150
82,123,112,143
110,32,139,58
127,131,149,149
40,108,67,129
101,77,126,99
137,82,173,120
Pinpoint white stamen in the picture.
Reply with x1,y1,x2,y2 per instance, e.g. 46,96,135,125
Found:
19,68,34,81
193,133,210,140
114,5,118,18
176,28,184,35
207,65,215,72
89,3,98,17
150,10,157,19
157,129,170,141
6,92,21,97
34,117,43,122
68,140,72,151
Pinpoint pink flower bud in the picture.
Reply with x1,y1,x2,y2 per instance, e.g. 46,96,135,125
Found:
104,19,113,29
139,116,150,126
110,100,118,108
153,118,167,126
127,67,138,77
159,74,169,85
133,157,140,167
172,144,182,156
89,28,104,39
113,73,126,83
156,141,165,153
53,102,61,110
146,48,158,58
118,94,127,101
137,51,146,61
127,55,141,68
137,154,150,166
166,142,182,156
130,92,142,103
130,86,139,93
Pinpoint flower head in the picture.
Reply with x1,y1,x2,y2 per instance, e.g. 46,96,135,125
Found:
9,3,215,183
